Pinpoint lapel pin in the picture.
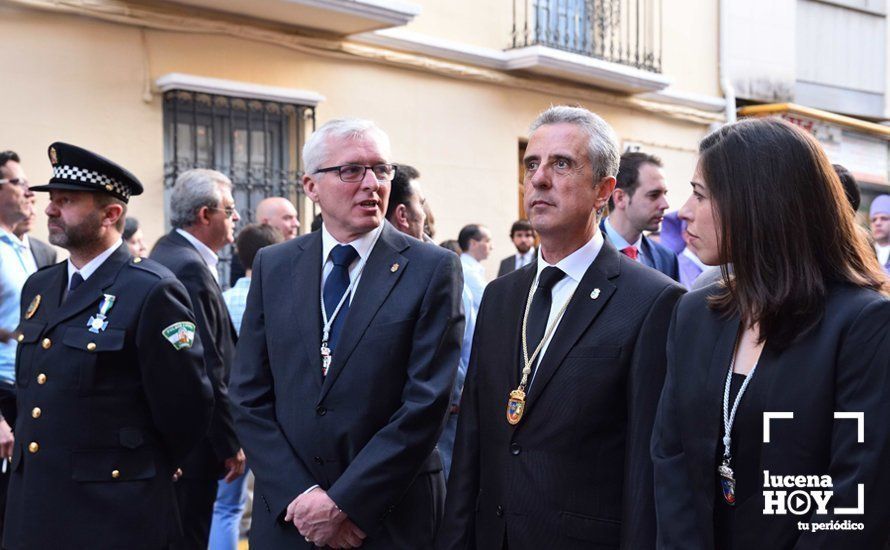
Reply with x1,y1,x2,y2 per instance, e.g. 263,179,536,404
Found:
390,263,399,273
590,288,601,300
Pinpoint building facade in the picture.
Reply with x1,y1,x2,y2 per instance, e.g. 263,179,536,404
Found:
2,0,725,278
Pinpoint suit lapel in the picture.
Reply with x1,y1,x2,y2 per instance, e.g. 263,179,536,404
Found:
523,241,621,414
318,224,408,402
699,311,740,477
291,233,324,389
510,265,537,390
46,244,130,333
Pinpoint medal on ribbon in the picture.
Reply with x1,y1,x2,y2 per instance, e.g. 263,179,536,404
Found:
506,389,526,425
718,458,736,505
88,294,116,334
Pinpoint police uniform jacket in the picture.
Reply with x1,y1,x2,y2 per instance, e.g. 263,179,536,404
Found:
4,243,214,550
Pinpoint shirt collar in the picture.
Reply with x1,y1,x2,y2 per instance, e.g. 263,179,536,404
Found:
460,253,484,271
176,228,219,269
536,228,605,283
681,247,708,271
603,217,642,251
518,248,536,262
0,227,26,249
67,239,124,283
321,222,383,265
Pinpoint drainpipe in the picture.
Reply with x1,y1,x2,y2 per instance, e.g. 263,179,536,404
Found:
719,0,737,124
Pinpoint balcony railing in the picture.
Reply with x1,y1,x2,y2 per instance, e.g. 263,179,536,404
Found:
511,0,662,73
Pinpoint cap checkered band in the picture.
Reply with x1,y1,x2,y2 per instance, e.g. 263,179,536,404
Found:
52,165,130,199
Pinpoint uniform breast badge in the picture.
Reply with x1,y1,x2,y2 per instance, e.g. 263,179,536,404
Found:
87,294,116,334
25,295,41,319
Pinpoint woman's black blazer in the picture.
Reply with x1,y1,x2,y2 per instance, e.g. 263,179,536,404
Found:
651,283,890,549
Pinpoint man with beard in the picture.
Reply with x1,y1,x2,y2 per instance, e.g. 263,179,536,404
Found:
497,220,536,277
5,142,213,549
601,152,678,281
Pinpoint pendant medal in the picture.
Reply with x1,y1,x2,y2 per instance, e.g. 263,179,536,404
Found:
506,389,526,425
320,344,332,377
718,458,737,506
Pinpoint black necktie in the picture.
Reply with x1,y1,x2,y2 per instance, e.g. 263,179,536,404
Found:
69,272,85,293
323,244,359,352
524,266,566,376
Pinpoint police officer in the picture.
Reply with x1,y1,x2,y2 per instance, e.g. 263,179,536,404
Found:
4,142,214,549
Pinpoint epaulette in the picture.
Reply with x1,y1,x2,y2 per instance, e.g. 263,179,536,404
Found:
127,256,174,279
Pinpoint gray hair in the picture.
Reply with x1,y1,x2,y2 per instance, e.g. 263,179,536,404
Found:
169,169,232,228
529,106,620,181
302,118,392,175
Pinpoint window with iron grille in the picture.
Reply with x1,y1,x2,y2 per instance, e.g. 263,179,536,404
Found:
162,90,316,287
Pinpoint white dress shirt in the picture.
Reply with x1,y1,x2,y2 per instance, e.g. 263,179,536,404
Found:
321,222,384,304
875,243,890,267
514,249,536,271
527,230,605,388
66,239,124,297
176,228,220,284
460,253,488,311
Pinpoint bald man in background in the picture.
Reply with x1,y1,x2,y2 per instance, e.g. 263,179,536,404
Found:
230,197,300,285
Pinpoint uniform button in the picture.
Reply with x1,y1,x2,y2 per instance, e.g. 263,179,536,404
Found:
28,442,39,453
316,406,327,416
313,456,324,464
31,407,41,419
496,505,504,517
16,334,24,343
41,338,51,349
37,373,47,385
510,443,521,455
133,257,142,264
112,470,121,479
86,342,96,351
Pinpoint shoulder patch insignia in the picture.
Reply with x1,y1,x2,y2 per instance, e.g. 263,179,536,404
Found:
162,321,196,350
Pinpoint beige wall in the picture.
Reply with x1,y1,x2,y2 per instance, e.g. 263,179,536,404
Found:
0,5,710,278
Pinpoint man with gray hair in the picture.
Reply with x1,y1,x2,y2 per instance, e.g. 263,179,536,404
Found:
231,119,464,549
150,168,245,549
438,106,684,549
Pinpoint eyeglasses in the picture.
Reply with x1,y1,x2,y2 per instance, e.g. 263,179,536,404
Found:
208,206,238,219
0,178,28,187
315,164,397,183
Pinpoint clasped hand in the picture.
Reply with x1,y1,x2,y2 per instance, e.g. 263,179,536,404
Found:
285,488,366,548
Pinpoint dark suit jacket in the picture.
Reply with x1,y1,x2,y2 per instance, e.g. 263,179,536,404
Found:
497,249,537,278
652,284,890,549
438,239,685,550
231,222,465,549
6,244,213,549
28,236,57,268
600,219,679,282
150,230,240,477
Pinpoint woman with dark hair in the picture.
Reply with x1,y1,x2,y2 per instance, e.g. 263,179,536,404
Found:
123,216,147,257
652,118,890,549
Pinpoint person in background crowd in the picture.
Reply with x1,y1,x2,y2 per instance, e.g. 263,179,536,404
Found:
150,169,245,550
6,155,57,269
458,224,492,311
385,164,427,240
439,106,684,550
0,150,37,537
833,164,861,212
255,197,300,241
230,118,464,549
6,142,214,549
209,223,283,550
660,211,709,290
310,212,323,232
653,118,890,549
497,219,536,277
869,195,890,276
602,151,679,281
440,239,461,255
123,217,147,257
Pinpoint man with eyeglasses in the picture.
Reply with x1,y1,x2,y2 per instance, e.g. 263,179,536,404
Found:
230,118,464,550
150,169,245,550
0,150,37,537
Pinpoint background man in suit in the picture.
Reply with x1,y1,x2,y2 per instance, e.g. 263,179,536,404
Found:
438,106,684,549
385,164,427,240
497,219,536,277
231,118,464,549
228,196,299,286
6,142,213,549
151,169,245,549
602,151,679,281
